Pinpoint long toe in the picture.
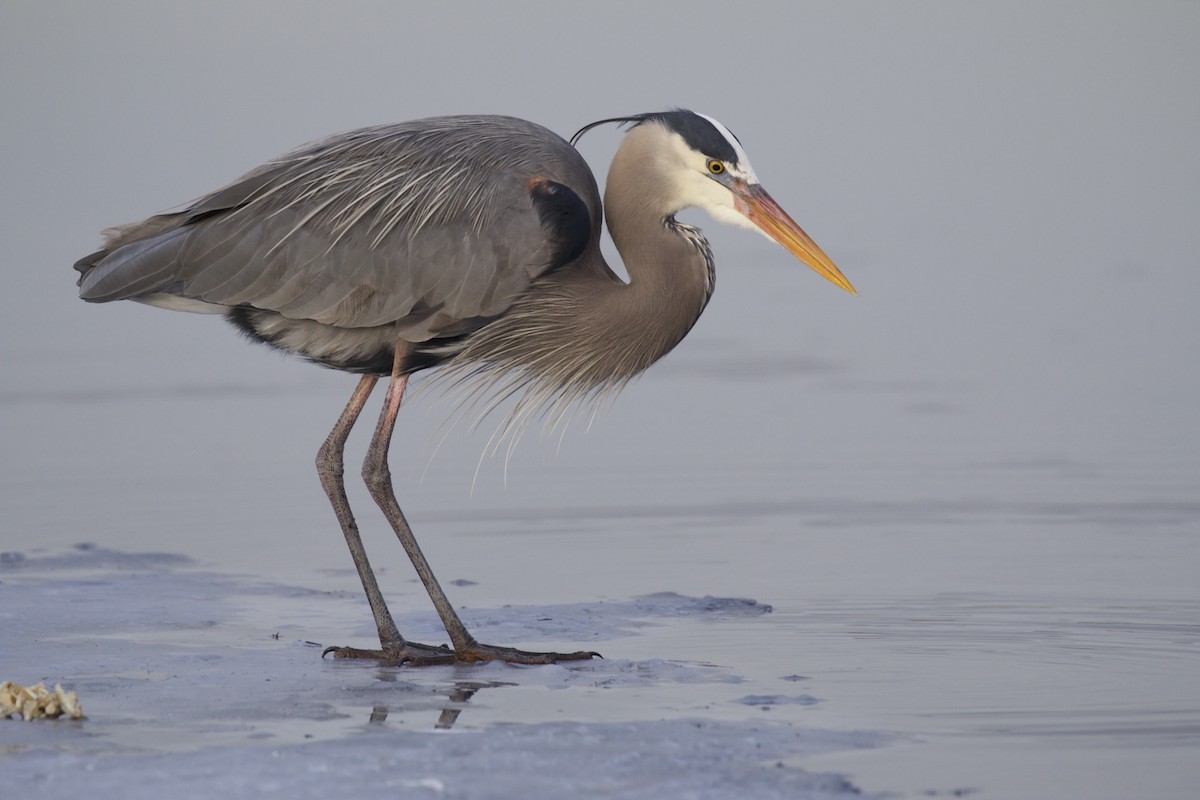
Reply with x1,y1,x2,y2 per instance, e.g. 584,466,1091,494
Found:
322,641,457,666
453,643,601,665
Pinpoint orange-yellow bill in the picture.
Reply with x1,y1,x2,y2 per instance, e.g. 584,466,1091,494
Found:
736,184,856,295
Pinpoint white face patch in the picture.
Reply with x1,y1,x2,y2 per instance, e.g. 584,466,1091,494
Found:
694,112,761,184
644,118,763,236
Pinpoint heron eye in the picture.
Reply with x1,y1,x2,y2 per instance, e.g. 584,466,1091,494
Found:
707,160,724,175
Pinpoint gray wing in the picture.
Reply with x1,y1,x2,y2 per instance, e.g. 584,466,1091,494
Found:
76,115,600,340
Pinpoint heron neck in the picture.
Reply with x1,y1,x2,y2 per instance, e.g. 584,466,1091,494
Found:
442,131,714,413
597,136,714,376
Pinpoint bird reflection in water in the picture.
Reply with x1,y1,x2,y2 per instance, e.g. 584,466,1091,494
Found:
365,681,512,730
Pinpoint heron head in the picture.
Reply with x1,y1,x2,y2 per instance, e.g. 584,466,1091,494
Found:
574,109,856,295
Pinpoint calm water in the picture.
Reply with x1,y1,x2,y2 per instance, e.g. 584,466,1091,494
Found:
4,256,1198,796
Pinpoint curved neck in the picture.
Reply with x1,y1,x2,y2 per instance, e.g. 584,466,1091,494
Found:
588,126,714,375
447,126,716,415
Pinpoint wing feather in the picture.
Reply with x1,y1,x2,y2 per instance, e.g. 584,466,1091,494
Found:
76,116,599,340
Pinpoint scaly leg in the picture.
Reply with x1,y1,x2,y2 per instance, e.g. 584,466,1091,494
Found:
317,373,453,664
346,350,598,665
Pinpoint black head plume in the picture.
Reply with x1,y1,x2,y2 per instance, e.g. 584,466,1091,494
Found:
570,109,742,167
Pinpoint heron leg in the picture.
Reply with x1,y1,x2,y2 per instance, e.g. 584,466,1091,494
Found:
317,374,453,664
357,352,598,666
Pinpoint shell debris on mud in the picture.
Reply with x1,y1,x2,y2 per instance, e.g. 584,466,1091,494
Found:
0,681,84,721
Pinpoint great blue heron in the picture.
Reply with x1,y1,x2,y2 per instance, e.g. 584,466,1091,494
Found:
75,110,855,665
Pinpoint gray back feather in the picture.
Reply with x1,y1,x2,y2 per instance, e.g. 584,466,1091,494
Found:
77,116,600,340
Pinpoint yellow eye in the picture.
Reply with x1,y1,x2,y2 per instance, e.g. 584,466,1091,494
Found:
707,160,724,174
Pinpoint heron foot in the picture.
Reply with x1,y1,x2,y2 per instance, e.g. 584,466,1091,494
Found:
321,641,600,666
322,641,456,666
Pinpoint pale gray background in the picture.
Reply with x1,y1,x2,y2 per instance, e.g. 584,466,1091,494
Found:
4,1,1195,544
2,2,1198,798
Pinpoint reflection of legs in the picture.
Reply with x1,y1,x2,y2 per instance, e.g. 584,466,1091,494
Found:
367,682,508,729
317,372,452,664
353,350,599,665
435,684,481,729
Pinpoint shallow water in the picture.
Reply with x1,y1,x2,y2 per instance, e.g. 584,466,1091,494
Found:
3,310,1198,797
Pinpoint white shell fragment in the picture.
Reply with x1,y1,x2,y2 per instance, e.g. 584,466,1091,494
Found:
0,681,84,721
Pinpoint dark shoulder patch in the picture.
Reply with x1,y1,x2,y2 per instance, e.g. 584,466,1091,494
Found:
528,177,591,271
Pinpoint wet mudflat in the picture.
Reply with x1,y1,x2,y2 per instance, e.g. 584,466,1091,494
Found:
2,325,1197,798
0,547,887,799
